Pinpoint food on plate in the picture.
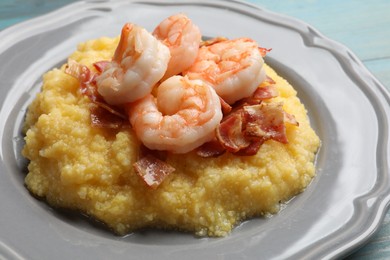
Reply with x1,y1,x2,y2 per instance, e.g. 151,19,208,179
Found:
96,23,170,105
22,13,320,237
129,75,223,154
153,13,201,80
185,37,266,104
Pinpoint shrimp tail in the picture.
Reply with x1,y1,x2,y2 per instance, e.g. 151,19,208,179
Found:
113,23,133,63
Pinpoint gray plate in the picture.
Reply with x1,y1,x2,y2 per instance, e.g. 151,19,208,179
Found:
1,0,390,259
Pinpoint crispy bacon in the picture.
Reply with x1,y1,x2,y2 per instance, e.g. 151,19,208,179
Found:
215,102,298,156
240,77,278,106
216,111,250,153
133,154,175,189
233,140,264,156
196,138,226,157
243,103,289,143
64,59,128,129
284,111,299,126
65,60,103,102
65,59,94,91
89,104,130,129
200,74,299,157
252,83,279,101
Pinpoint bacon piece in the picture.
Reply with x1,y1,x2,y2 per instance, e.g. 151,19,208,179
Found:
236,76,278,107
65,59,100,101
196,139,226,157
65,59,93,88
93,101,127,119
215,101,298,156
64,59,128,129
133,154,175,189
212,72,299,156
284,111,299,126
89,104,130,129
216,111,251,153
250,76,278,100
243,103,289,144
252,83,279,101
89,103,128,129
233,140,264,156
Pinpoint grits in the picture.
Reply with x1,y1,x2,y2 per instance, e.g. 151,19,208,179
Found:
22,36,320,237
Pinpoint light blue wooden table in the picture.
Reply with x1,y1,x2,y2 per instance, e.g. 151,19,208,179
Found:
1,0,389,258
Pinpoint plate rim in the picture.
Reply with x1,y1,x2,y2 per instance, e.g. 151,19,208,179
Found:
0,0,390,259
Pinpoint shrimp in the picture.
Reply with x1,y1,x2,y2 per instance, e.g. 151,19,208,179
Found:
96,23,170,105
184,38,266,104
153,14,201,80
128,75,223,154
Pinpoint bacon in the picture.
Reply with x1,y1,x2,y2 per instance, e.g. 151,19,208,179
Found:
240,76,278,106
89,102,128,129
196,139,226,157
284,111,299,126
65,59,93,88
243,103,289,144
64,59,128,129
233,140,264,156
233,77,278,109
252,83,279,101
216,111,251,153
93,101,127,119
89,104,130,129
65,59,100,101
210,72,299,156
215,101,298,156
133,154,175,189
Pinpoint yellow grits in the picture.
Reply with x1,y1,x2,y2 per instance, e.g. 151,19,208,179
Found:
22,36,320,237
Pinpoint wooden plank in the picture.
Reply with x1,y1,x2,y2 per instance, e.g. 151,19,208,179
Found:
365,58,390,89
248,0,390,61
346,212,390,258
0,0,79,30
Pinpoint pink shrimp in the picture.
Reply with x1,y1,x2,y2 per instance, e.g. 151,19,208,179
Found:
128,75,222,153
96,23,170,105
184,37,266,104
153,13,201,80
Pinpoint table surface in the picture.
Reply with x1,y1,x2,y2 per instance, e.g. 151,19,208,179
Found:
1,0,389,259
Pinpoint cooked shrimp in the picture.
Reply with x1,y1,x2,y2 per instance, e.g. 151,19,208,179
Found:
128,75,222,154
96,23,170,105
185,38,266,104
153,14,201,80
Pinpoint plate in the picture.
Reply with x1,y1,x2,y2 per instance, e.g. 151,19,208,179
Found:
1,0,390,259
